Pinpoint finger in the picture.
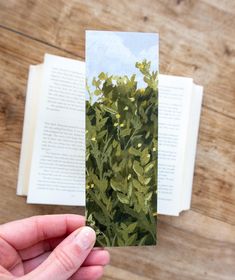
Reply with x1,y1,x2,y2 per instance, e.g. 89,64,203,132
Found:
0,214,85,250
71,265,104,280
23,248,109,274
0,235,21,270
0,265,14,278
23,252,51,274
19,236,65,260
83,249,110,266
25,227,96,280
20,239,105,262
23,249,109,274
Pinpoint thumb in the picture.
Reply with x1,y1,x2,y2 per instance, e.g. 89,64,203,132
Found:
24,226,96,280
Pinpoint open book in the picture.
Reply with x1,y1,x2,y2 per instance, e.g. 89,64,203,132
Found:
17,54,203,216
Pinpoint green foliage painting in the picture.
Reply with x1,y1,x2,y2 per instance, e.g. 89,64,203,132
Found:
86,60,158,246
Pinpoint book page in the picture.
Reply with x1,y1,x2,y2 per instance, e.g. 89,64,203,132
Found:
158,75,193,215
180,84,203,210
27,54,86,206
17,65,43,195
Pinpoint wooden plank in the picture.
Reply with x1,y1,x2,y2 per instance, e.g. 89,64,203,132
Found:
192,107,235,224
202,0,235,14
160,210,235,244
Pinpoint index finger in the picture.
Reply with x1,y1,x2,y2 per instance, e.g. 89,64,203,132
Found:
0,214,85,250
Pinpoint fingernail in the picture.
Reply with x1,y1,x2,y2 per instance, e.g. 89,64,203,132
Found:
75,227,96,250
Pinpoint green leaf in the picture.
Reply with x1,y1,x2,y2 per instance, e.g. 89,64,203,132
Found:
112,140,118,148
117,237,125,247
133,160,143,177
110,178,122,191
92,77,101,88
144,162,155,173
132,179,143,192
101,232,111,247
127,183,133,198
115,145,121,156
98,117,109,128
144,177,151,185
120,128,131,137
140,148,150,166
111,233,117,246
121,222,127,229
98,72,107,80
117,192,129,204
138,175,147,186
93,212,106,226
94,89,102,96
96,130,107,139
126,222,137,233
128,146,141,156
138,235,148,246
102,105,117,114
145,192,153,202
127,233,137,245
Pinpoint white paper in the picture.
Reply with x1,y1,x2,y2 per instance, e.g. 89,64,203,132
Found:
17,65,43,195
180,84,203,210
27,54,86,206
158,75,193,215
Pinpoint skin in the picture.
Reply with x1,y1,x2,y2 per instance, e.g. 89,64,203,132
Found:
0,214,110,280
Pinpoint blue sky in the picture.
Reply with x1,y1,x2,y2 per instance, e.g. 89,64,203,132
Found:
86,31,159,99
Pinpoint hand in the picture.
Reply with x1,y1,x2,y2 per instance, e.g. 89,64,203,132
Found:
0,214,110,280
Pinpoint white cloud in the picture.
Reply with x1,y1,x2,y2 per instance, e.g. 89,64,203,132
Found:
86,32,137,79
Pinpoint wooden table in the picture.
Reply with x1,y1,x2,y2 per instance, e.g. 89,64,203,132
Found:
0,1,234,279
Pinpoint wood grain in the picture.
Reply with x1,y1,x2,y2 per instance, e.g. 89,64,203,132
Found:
0,0,234,279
